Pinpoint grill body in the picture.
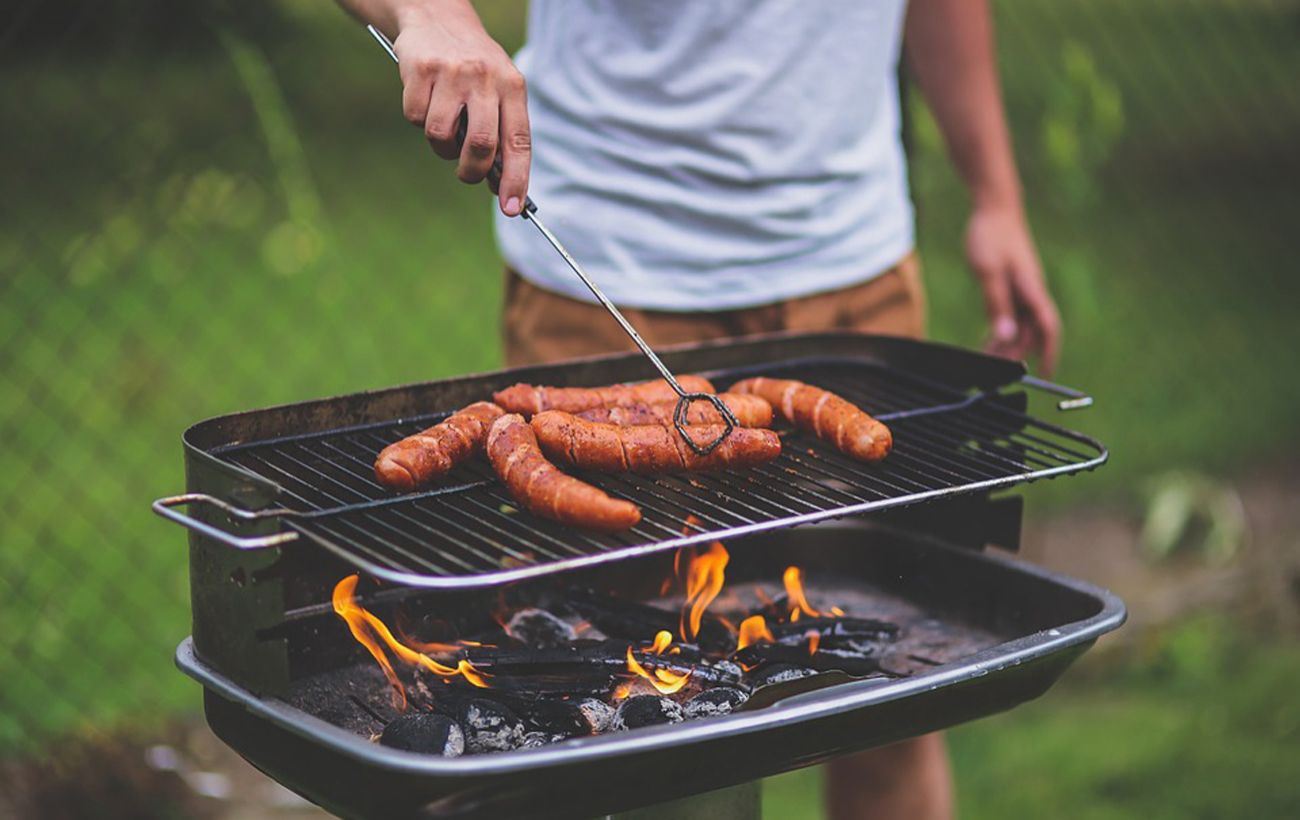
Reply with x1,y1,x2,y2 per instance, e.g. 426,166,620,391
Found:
165,332,1122,818
178,523,1124,820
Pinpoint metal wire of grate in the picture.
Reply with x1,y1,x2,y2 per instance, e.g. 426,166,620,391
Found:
207,359,1105,587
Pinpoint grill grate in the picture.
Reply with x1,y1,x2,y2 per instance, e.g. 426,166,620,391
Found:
209,359,1105,587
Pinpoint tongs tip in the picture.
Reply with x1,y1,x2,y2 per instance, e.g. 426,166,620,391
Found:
674,392,739,456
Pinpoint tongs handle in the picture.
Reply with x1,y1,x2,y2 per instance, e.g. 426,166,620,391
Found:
1020,375,1094,411
366,24,738,455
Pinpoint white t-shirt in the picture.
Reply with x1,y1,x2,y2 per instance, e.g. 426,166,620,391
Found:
493,0,914,312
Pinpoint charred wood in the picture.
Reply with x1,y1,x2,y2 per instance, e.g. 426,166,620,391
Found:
565,589,734,653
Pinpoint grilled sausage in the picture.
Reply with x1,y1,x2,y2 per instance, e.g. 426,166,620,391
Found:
575,393,773,428
375,401,505,491
493,375,716,416
486,414,642,531
530,411,781,474
730,377,892,462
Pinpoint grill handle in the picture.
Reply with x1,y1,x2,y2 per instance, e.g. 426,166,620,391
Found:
1020,375,1094,411
152,494,299,550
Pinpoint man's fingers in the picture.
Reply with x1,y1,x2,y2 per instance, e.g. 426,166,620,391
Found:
496,74,531,215
457,93,499,184
1030,295,1061,376
1013,264,1061,375
976,265,1018,353
424,81,463,160
396,43,438,127
400,70,435,129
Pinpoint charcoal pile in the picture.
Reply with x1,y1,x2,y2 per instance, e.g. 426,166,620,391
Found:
320,551,906,756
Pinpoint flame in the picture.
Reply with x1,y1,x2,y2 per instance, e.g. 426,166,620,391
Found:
678,542,729,642
612,681,633,700
806,630,821,656
332,575,491,710
736,614,775,651
333,575,408,710
783,566,822,620
649,630,673,654
830,606,845,617
625,645,692,695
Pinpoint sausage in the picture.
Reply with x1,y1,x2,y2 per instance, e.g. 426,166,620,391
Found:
730,377,892,462
486,414,642,531
529,411,782,474
374,401,505,491
575,393,773,428
493,375,716,416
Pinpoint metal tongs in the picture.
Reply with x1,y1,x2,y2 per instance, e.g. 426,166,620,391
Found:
367,26,737,455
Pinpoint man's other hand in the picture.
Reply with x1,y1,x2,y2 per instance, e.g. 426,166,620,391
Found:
965,205,1061,375
393,3,530,216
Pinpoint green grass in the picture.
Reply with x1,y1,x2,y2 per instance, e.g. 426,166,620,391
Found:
1,0,1297,773
762,616,1300,819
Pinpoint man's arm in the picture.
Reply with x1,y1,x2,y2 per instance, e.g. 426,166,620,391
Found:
337,0,531,216
904,0,1060,374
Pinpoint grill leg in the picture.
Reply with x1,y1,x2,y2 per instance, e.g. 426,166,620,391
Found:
606,780,761,820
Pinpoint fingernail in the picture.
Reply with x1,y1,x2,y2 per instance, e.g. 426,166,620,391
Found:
995,317,1017,341
505,197,520,216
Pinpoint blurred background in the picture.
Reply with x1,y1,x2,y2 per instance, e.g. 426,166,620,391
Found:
1,0,1298,817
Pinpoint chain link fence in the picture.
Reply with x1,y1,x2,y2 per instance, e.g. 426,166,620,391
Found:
2,0,1297,769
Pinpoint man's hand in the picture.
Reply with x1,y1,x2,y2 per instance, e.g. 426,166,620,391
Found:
965,205,1060,375
389,2,531,216
905,0,1062,374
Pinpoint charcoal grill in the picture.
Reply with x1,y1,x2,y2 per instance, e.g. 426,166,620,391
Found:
156,332,1124,819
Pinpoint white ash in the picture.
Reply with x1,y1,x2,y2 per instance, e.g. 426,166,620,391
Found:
577,698,616,734
460,699,526,754
504,608,577,648
611,695,685,731
683,687,749,719
709,659,745,683
750,663,817,688
521,731,570,748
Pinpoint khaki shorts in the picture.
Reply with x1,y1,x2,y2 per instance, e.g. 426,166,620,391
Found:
502,253,926,367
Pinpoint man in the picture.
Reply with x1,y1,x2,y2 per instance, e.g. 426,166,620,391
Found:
341,1,1060,816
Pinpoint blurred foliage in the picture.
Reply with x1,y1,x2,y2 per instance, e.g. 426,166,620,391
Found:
0,0,289,55
0,0,1297,794
1139,470,1247,564
1039,41,1125,209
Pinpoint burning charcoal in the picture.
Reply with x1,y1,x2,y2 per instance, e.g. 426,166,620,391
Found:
611,695,685,731
748,663,816,688
734,643,888,677
683,686,749,720
379,713,465,757
461,641,738,687
577,698,616,734
459,698,527,754
505,608,578,649
769,616,899,651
